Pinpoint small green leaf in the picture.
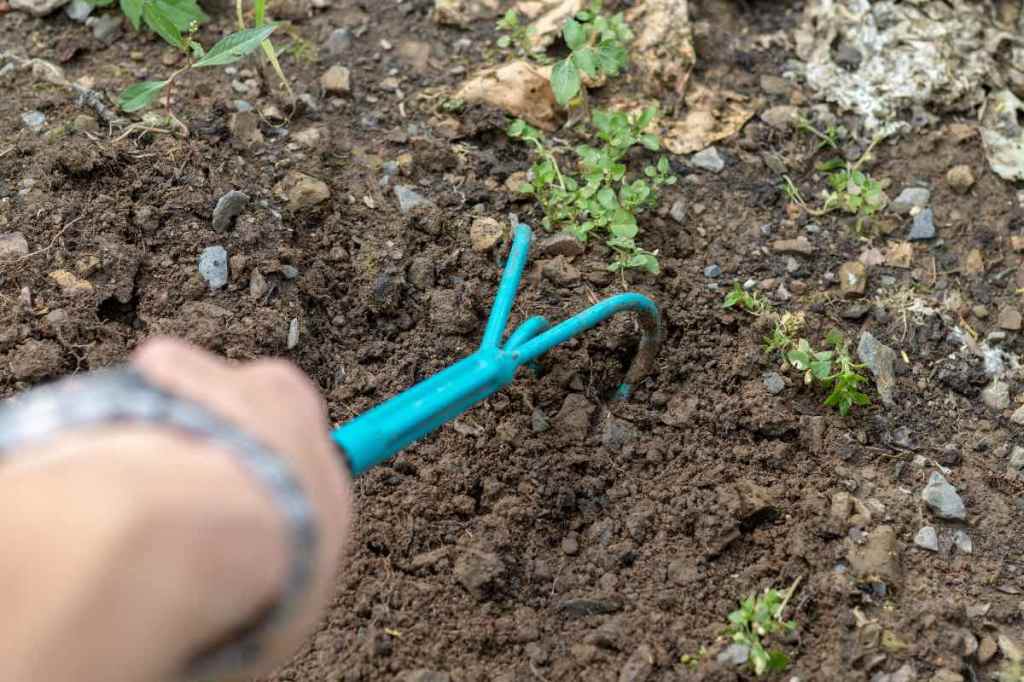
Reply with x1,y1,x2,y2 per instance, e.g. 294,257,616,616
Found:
596,186,618,209
596,40,627,75
143,3,185,48
657,156,670,173
639,133,660,151
152,0,207,31
609,209,637,238
563,18,586,51
119,80,168,112
119,0,143,29
194,25,278,67
86,0,115,6
550,58,581,105
572,47,598,78
497,35,511,48
636,104,657,129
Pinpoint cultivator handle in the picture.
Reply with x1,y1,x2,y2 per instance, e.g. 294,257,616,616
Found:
331,225,662,476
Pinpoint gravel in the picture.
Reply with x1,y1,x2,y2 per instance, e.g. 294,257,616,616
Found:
921,472,967,521
858,331,897,406
909,207,936,240
212,190,249,231
913,526,939,552
198,246,229,290
763,371,786,395
890,187,930,214
690,146,725,173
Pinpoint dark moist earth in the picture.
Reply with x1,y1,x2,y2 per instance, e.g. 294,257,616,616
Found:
2,0,1023,680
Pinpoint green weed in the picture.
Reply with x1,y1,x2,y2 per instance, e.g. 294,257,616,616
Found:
786,330,871,416
724,583,799,677
495,10,550,63
548,0,631,105
723,282,771,316
794,115,844,151
508,107,675,274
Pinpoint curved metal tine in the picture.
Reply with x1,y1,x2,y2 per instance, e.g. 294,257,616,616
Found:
480,225,532,349
504,316,549,351
510,293,662,398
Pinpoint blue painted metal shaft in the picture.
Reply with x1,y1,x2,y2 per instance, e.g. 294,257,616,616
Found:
331,224,662,476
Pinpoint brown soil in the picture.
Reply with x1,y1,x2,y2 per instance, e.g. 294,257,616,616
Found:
1,0,1023,681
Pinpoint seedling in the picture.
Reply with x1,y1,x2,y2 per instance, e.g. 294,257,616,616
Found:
495,10,551,63
723,283,771,316
549,0,631,105
786,330,870,416
763,312,804,355
86,0,207,50
817,157,887,232
724,584,799,677
119,24,276,129
795,115,844,151
508,106,675,274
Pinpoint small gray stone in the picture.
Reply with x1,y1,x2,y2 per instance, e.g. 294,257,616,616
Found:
198,246,229,290
909,208,936,240
212,190,249,231
531,408,550,433
669,199,686,224
64,0,93,21
394,185,433,214
21,111,45,130
890,187,930,214
716,643,750,666
981,379,1010,411
323,28,353,55
763,371,785,395
1009,446,1024,470
913,526,938,552
87,13,122,43
857,331,897,406
287,318,300,349
760,105,799,131
558,597,623,617
953,529,973,555
234,99,253,112
690,146,725,173
0,232,30,260
922,472,966,521
703,264,721,278
601,415,637,452
281,264,299,280
249,269,268,300
10,0,70,16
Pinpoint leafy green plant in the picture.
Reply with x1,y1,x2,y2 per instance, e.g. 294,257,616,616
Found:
496,10,551,63
786,330,870,416
725,586,798,677
795,115,844,151
119,24,277,116
763,312,804,355
817,157,887,231
549,0,631,105
86,0,207,49
723,282,771,316
508,106,675,274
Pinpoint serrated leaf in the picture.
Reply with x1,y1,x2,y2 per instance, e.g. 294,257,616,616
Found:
118,80,168,112
563,18,586,51
572,47,598,78
143,3,185,48
194,25,277,67
550,58,581,105
120,0,143,29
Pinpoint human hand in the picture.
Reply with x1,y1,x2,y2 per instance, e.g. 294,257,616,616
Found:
0,338,352,682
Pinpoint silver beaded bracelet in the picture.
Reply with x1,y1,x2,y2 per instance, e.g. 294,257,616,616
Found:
0,367,317,678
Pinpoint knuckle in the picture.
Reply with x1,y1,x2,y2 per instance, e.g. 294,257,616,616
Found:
252,360,320,405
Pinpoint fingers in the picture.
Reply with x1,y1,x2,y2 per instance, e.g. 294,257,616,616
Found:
131,337,353,676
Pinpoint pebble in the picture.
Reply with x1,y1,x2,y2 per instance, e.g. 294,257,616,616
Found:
772,236,814,256
1009,446,1024,470
914,526,939,552
21,111,45,130
716,643,750,666
64,0,91,21
998,307,1022,331
921,472,966,521
890,187,930,214
1011,406,1024,426
538,233,585,258
981,379,1010,411
394,185,433,213
760,105,798,130
229,111,263,147
0,231,29,259
87,13,122,43
690,146,725,173
558,597,623,617
249,269,268,300
977,636,998,664
999,634,1023,662
287,318,300,349
323,27,352,55
963,248,984,275
857,331,897,406
198,246,229,290
930,671,964,682
763,371,785,395
953,529,972,555
212,190,249,231
669,199,685,224
946,165,975,194
10,0,69,16
838,260,867,298
292,127,323,148
541,256,581,286
909,208,936,240
561,534,579,555
278,171,330,210
469,217,503,252
703,264,721,278
321,65,351,94
281,264,299,280
848,525,901,583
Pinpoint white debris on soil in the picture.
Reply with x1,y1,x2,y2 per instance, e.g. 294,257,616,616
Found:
795,0,1017,132
981,89,1024,182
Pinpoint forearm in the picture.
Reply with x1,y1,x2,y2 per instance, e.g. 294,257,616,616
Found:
0,428,288,682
